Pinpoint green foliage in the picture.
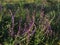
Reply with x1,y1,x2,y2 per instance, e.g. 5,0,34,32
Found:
0,0,60,45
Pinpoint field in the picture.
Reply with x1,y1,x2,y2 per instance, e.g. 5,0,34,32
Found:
0,0,60,45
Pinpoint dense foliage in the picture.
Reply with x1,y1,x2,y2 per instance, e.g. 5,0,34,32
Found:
0,0,60,45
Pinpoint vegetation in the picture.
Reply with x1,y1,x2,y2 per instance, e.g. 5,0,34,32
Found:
0,0,60,45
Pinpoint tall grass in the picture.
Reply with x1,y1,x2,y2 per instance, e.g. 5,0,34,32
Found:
0,1,60,45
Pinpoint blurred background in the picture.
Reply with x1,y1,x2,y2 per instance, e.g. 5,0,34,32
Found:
0,0,60,45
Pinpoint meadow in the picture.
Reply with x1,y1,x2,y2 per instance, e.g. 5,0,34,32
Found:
0,0,60,45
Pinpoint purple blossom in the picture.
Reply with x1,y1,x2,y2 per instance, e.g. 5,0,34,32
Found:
0,4,2,12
